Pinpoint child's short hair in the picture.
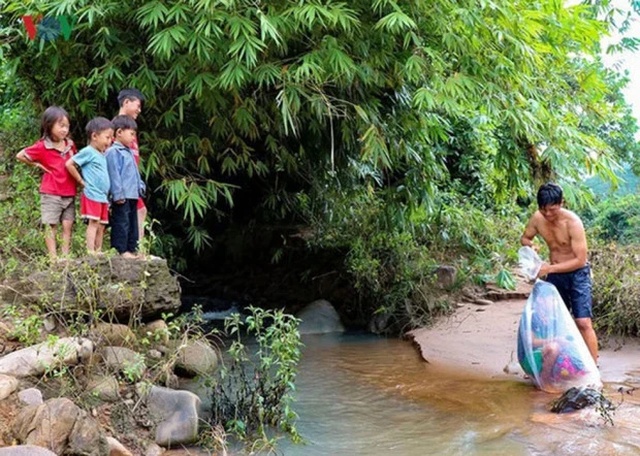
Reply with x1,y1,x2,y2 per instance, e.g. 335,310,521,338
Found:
117,88,145,107
111,115,138,131
41,106,69,139
85,117,114,139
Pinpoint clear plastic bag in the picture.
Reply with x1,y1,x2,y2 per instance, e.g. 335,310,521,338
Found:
518,246,542,281
517,280,601,393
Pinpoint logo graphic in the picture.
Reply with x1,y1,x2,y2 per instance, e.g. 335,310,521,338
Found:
22,15,76,42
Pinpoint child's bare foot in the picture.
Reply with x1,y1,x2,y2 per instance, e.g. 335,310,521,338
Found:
121,252,137,259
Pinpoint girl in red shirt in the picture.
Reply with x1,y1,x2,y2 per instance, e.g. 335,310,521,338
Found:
16,106,77,260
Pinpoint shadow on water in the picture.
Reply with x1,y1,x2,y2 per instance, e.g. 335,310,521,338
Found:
274,333,640,456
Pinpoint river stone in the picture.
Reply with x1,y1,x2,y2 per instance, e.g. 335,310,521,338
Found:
141,320,170,344
144,443,164,456
0,337,93,378
99,346,146,378
0,374,18,400
550,386,613,413
4,256,181,322
136,384,201,448
86,375,120,402
435,265,457,289
12,397,108,455
17,387,43,406
0,446,57,456
106,436,134,456
90,322,137,347
296,299,345,334
174,339,219,377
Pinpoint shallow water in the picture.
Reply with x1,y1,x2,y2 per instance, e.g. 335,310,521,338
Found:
275,333,640,456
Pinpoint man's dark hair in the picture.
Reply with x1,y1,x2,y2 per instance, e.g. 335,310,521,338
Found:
111,115,137,131
85,117,114,139
41,106,69,139
117,88,145,107
537,182,563,208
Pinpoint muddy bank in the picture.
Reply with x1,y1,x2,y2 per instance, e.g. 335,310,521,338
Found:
407,298,640,386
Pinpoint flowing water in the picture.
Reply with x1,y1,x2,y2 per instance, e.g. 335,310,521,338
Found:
276,333,640,456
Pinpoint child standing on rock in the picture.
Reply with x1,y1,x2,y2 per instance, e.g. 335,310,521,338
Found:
65,117,114,254
105,115,145,259
16,106,77,260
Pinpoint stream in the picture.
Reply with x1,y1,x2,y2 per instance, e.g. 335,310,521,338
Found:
275,333,640,455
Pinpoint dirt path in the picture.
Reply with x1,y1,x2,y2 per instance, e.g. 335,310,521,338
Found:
408,298,640,386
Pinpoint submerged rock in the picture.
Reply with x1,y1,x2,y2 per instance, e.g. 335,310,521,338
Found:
297,299,344,335
550,386,613,413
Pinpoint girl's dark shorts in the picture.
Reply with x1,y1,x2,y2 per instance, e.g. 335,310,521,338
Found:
546,265,592,319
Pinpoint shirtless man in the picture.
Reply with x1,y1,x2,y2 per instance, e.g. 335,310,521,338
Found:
520,182,598,364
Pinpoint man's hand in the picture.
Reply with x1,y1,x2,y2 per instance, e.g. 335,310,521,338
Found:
538,262,552,278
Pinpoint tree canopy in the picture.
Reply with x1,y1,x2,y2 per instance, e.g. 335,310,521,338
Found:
1,0,639,322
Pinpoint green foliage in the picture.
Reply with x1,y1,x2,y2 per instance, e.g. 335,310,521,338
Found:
1,0,637,249
582,193,640,244
591,243,640,337
303,184,524,329
211,307,302,449
2,304,44,345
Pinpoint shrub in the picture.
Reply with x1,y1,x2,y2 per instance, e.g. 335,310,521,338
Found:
590,242,640,337
210,307,302,450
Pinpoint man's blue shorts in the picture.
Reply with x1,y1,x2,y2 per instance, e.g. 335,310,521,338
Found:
546,265,593,319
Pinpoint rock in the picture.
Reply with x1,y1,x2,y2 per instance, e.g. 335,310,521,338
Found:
297,299,345,335
0,321,14,339
91,323,137,348
473,298,493,306
144,443,164,456
4,256,181,322
86,375,120,402
435,265,457,289
17,388,43,406
43,316,56,332
177,377,212,421
0,446,57,456
0,374,18,400
106,436,133,456
141,320,170,344
137,385,200,448
174,339,218,377
12,397,108,455
0,337,94,378
99,346,146,380
550,386,613,413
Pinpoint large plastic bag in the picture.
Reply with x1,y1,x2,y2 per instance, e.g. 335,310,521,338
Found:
518,246,542,281
517,280,601,393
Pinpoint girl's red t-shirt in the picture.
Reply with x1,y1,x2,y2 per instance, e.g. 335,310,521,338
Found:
23,138,77,196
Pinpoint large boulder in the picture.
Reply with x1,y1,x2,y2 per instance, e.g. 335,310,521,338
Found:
4,256,181,321
174,339,218,377
296,299,345,335
12,397,108,455
136,385,201,448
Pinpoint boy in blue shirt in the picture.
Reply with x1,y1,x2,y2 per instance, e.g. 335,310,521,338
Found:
65,117,114,253
105,115,145,259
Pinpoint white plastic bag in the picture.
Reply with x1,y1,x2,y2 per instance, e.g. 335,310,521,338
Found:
518,246,542,281
517,280,601,393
